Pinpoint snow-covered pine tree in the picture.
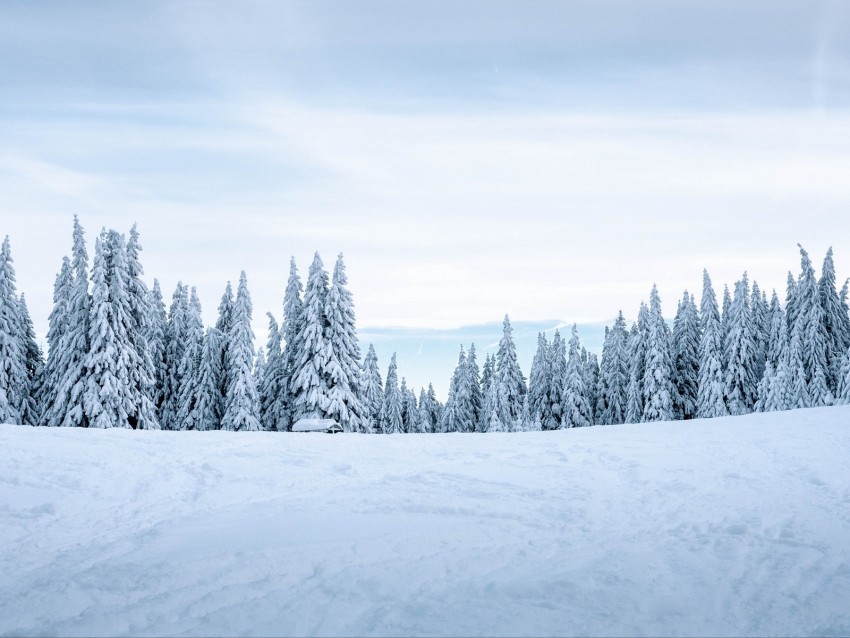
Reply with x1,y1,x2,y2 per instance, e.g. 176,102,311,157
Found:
466,343,483,431
599,312,628,425
176,287,204,430
222,271,262,431
755,294,792,413
642,285,675,422
83,232,134,428
795,245,833,406
528,332,551,427
787,317,811,409
697,270,727,419
359,344,383,432
750,281,769,385
624,303,649,423
194,327,226,430
38,257,73,425
0,237,29,424
161,283,189,429
818,248,850,393
413,387,430,433
400,378,418,433
836,345,850,405
563,324,592,427
582,349,600,424
547,329,567,429
292,253,333,421
724,273,758,415
493,315,526,431
259,313,286,431
379,352,403,434
52,216,91,428
785,271,799,333
440,345,468,433
324,253,366,432
215,281,234,410
254,348,266,401
672,291,700,420
18,295,42,425
479,353,495,431
147,279,168,421
480,373,502,432
124,225,159,430
280,257,305,431
720,284,732,367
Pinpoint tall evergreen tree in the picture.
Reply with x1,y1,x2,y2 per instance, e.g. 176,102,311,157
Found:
400,377,417,433
697,270,727,418
161,283,189,429
724,273,758,415
0,237,28,424
215,281,234,410
493,315,526,431
176,287,205,430
528,332,551,428
563,324,592,427
642,285,675,422
466,343,483,431
755,295,792,413
795,245,832,406
359,344,383,432
52,216,91,428
222,271,262,431
624,303,649,423
599,313,628,425
440,345,470,433
750,281,769,385
147,279,168,420
280,257,305,431
38,257,73,425
194,327,226,430
379,352,403,434
17,295,42,426
836,346,850,405
324,254,366,432
672,291,700,420
259,314,286,431
547,329,567,429
818,247,850,392
413,387,431,433
582,349,600,424
479,353,495,430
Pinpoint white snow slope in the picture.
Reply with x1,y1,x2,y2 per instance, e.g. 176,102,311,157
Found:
2,406,850,637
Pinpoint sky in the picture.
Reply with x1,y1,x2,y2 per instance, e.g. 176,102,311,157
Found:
1,1,849,396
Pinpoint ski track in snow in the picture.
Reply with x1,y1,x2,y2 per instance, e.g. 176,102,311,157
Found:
2,406,850,637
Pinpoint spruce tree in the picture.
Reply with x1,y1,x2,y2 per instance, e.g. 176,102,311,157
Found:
0,237,28,424
215,281,234,410
161,283,189,429
400,378,417,433
599,313,628,425
360,344,383,432
280,257,305,430
440,345,468,433
466,343,483,431
528,332,551,427
259,314,286,431
147,279,168,420
795,245,833,406
222,271,262,431
563,324,592,427
724,273,758,415
194,327,226,430
755,296,792,413
413,387,430,433
836,345,850,405
625,303,649,423
493,315,526,431
547,329,567,429
379,352,403,434
672,291,700,420
52,216,91,428
583,349,600,424
18,295,42,426
479,353,495,430
176,287,205,430
697,270,727,418
38,257,73,425
818,248,850,392
324,254,366,432
750,281,769,385
642,285,675,422
787,319,811,409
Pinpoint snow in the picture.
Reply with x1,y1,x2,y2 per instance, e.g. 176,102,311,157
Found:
292,418,342,432
2,406,850,636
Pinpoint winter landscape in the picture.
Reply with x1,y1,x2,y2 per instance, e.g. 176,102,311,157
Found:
3,2,850,637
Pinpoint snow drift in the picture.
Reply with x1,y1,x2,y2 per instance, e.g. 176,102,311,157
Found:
2,406,850,636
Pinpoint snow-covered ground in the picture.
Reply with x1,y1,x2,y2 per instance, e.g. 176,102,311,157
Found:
2,407,850,637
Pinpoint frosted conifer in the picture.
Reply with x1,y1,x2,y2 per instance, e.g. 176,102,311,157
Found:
697,270,727,418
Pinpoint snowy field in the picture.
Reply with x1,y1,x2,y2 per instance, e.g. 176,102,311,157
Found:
2,407,850,637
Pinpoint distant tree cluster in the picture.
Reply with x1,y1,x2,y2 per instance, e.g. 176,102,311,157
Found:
1,218,849,432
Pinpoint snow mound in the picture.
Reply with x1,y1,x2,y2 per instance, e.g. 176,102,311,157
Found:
2,406,850,636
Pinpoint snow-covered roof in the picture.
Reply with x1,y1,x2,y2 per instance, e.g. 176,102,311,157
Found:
292,418,342,432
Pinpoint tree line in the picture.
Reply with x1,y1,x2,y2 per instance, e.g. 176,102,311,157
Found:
0,217,849,432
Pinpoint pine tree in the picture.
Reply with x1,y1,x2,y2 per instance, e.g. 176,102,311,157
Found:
547,329,567,429
215,281,234,410
479,353,495,431
379,353,403,434
697,270,727,418
795,245,833,406
324,254,366,432
672,291,700,420
254,348,267,403
755,296,792,413
147,279,168,420
787,318,811,409
161,283,189,429
750,281,769,386
0,237,28,424
280,257,305,431
124,225,159,429
493,315,526,431
176,287,205,430
835,346,850,405
642,285,675,422
413,387,430,433
599,313,628,425
625,303,649,423
38,257,73,425
194,327,226,430
720,283,732,367
259,314,286,431
400,378,417,433
724,273,758,415
528,332,551,427
17,295,42,426
466,343,483,431
582,349,600,424
52,216,91,428
440,345,469,433
818,248,850,392
222,272,262,431
563,324,592,427
360,344,383,432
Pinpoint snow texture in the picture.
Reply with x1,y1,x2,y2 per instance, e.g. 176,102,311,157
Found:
2,405,850,636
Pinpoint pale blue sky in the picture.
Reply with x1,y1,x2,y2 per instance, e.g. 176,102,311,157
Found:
2,1,849,396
